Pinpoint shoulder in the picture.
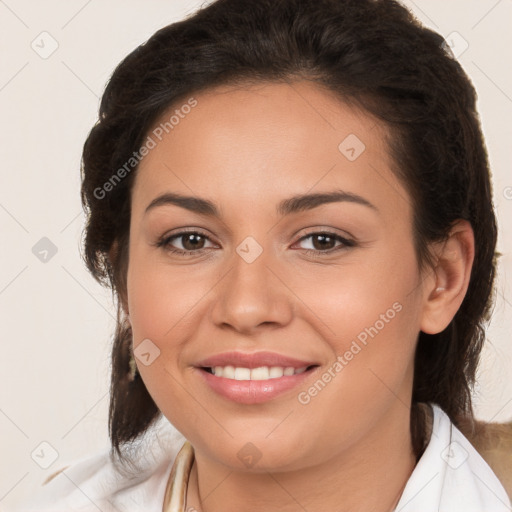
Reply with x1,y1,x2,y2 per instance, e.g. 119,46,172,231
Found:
396,403,511,511
14,450,114,511
457,415,512,502
429,404,511,508
15,421,187,511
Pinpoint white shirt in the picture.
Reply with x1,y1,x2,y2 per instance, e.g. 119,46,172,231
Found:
16,404,512,511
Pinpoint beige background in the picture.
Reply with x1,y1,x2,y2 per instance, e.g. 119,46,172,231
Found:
1,0,511,508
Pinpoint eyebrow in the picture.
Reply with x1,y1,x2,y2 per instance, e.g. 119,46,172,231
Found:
144,189,378,217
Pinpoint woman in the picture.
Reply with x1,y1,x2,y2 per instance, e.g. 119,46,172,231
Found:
18,0,512,510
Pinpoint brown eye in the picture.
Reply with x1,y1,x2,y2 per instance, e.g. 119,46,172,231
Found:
310,233,337,251
156,230,216,255
295,232,355,255
180,233,207,251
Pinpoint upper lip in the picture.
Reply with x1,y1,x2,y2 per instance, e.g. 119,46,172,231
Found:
196,351,318,369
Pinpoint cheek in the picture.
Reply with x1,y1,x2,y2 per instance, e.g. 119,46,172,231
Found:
126,245,214,343
297,242,422,407
300,244,421,348
291,264,421,457
125,248,204,421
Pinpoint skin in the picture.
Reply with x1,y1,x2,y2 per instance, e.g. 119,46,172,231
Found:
123,80,474,512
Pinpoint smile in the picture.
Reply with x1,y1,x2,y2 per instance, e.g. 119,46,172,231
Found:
203,365,310,380
197,364,319,404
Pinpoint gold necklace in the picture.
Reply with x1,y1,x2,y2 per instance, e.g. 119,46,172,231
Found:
162,441,195,512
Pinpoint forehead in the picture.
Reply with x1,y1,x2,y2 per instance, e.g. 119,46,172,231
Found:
131,80,410,223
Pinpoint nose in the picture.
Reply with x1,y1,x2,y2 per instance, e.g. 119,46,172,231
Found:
210,246,294,335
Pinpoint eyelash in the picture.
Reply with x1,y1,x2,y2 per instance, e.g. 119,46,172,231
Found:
155,229,356,258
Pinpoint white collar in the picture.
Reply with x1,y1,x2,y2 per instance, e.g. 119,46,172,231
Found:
394,403,511,511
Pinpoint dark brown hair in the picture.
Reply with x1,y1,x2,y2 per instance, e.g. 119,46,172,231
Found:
80,0,498,462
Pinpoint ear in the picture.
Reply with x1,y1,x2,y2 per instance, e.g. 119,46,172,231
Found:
420,220,475,334
108,239,130,318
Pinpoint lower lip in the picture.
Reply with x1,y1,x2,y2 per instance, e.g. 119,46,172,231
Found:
196,367,317,404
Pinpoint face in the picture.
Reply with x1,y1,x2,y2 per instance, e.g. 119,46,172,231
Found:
126,80,430,472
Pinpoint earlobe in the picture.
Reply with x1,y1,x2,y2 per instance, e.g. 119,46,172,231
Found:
420,220,475,335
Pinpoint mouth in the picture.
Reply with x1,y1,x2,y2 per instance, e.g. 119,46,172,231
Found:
195,362,320,404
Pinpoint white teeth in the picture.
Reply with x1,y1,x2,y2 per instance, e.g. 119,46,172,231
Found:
210,365,309,380
223,365,235,379
269,366,284,378
234,367,251,380
250,367,270,380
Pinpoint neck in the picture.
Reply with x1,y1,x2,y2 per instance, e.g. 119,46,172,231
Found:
185,401,418,512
